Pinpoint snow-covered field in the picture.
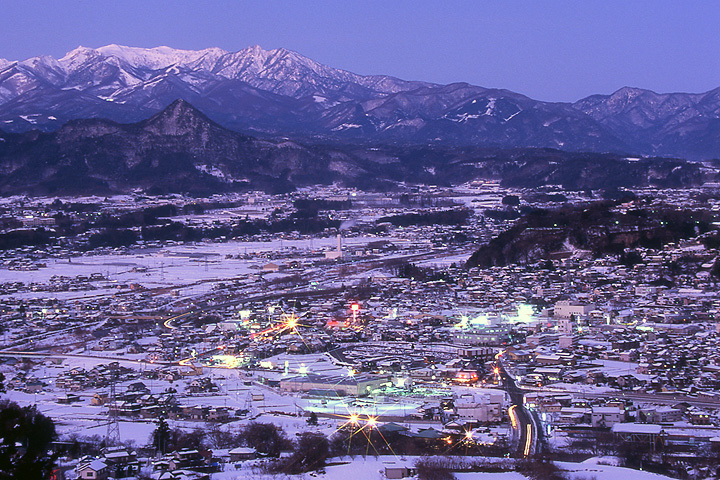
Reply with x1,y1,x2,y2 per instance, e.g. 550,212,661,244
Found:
0,235,404,300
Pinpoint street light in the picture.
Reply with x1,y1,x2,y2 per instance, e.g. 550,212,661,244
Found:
351,303,359,323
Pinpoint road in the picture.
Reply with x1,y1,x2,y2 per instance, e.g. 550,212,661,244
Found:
498,354,540,457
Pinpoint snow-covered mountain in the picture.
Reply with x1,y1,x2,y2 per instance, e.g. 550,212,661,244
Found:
1,44,719,159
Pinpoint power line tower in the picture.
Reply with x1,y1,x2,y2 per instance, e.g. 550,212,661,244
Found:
106,363,120,446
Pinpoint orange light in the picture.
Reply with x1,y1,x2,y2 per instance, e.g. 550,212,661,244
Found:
351,303,360,311
366,417,377,428
349,414,359,425
509,405,518,428
524,424,532,456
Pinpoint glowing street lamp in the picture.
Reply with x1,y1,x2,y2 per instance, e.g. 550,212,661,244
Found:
350,303,360,323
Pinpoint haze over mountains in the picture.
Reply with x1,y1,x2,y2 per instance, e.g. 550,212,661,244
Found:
2,44,720,161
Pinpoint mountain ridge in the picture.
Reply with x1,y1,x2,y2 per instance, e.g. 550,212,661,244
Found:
0,99,710,196
1,44,719,159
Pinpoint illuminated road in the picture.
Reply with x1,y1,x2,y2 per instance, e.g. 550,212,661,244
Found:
498,354,540,457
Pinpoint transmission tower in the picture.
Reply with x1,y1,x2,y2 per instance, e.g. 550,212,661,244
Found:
106,363,120,446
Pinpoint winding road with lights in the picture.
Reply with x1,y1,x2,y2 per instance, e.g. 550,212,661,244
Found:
498,353,542,457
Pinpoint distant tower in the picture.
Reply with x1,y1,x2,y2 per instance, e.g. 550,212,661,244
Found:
324,233,344,260
106,364,120,446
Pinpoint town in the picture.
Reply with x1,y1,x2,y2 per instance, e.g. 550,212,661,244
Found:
1,183,720,480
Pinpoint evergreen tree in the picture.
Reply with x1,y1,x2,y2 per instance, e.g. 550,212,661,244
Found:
152,417,170,454
307,412,319,426
0,400,57,480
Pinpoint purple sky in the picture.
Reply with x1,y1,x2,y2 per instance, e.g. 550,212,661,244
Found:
2,0,719,102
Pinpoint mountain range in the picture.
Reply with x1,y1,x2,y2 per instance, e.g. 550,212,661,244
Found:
2,44,720,160
0,99,708,195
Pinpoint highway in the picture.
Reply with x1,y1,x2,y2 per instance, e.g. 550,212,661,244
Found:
498,354,540,457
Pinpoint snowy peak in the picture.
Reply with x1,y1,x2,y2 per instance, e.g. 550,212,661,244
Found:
214,44,356,83
58,46,102,70
95,44,228,70
610,86,650,102
5,43,418,100
58,44,229,72
3,44,720,160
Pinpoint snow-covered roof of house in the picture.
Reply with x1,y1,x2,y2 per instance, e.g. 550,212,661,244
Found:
611,423,663,434
229,447,256,455
78,459,108,472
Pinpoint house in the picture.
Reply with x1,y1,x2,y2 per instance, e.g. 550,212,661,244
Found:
385,465,416,479
558,407,591,425
640,406,683,423
229,447,256,462
57,393,81,404
25,380,44,393
208,407,231,422
127,381,150,394
591,407,625,427
535,355,563,366
169,449,205,470
91,393,110,406
262,263,280,273
504,349,533,362
76,458,109,480
102,446,140,477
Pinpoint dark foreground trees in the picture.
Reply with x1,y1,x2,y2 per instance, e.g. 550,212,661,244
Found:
0,399,57,480
240,422,291,458
270,432,330,474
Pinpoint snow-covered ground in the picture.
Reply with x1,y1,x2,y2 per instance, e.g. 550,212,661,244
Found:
0,235,405,300
191,455,678,480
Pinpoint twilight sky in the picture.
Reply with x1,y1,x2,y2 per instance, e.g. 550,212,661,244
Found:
1,0,718,102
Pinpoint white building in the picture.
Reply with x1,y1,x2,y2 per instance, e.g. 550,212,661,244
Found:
554,300,595,318
591,406,625,427
454,391,506,423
